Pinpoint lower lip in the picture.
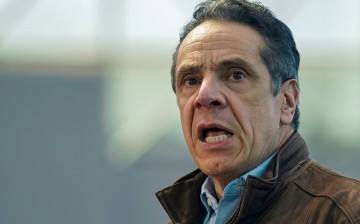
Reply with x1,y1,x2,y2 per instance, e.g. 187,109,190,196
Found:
198,135,233,150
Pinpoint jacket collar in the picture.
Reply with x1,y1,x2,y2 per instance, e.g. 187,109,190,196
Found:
156,169,207,223
156,132,309,223
231,132,310,220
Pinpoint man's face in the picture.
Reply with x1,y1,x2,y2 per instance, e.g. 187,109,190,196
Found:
175,21,289,182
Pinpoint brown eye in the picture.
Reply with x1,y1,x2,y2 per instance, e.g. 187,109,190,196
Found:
186,77,200,86
229,71,245,81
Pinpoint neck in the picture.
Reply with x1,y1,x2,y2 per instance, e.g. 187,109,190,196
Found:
213,176,234,200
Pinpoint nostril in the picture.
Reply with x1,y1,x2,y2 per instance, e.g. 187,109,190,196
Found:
194,86,226,108
209,101,221,107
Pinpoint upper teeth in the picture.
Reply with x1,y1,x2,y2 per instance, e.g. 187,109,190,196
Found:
205,134,229,143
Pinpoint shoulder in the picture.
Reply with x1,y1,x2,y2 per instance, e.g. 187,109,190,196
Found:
294,160,360,221
296,160,360,194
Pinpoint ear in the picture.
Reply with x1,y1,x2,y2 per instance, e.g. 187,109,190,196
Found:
280,79,299,126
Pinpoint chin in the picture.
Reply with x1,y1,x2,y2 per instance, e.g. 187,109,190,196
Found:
199,160,235,177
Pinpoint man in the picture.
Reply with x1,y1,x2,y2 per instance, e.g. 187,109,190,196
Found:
156,0,360,223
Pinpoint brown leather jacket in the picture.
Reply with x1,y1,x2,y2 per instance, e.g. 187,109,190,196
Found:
156,133,360,224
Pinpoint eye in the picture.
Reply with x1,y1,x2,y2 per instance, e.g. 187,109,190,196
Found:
229,71,245,81
185,77,201,86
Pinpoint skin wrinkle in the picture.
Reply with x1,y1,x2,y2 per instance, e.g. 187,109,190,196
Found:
173,20,276,91
177,57,260,93
176,48,255,78
176,24,264,74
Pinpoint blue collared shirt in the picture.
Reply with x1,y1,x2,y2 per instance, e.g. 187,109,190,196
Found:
200,153,276,224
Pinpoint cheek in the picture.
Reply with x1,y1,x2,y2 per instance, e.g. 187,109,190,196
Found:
248,96,281,150
230,93,276,139
229,98,253,133
177,95,195,138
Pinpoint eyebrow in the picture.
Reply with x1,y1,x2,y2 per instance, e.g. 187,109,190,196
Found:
175,57,261,84
176,64,203,76
175,63,203,88
215,58,260,79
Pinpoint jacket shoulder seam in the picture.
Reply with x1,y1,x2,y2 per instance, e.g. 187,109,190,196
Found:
311,163,360,184
293,180,355,222
293,163,359,222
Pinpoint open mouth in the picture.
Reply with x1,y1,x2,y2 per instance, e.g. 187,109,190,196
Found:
200,127,233,143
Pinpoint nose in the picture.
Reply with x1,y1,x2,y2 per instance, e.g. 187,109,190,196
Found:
194,78,226,109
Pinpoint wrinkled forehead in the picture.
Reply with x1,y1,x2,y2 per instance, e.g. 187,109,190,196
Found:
176,21,265,71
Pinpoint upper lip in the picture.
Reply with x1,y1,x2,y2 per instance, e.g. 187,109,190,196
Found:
196,122,234,141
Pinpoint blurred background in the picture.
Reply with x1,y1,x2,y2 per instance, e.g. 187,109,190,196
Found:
0,0,359,223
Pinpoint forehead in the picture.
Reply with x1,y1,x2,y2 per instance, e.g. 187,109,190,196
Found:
176,21,265,72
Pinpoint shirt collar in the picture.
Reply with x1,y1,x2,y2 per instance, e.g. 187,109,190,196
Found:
242,152,277,180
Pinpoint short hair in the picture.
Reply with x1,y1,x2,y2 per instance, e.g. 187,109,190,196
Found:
171,0,300,130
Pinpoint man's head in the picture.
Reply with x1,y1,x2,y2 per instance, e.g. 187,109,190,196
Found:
172,0,300,129
172,0,300,191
